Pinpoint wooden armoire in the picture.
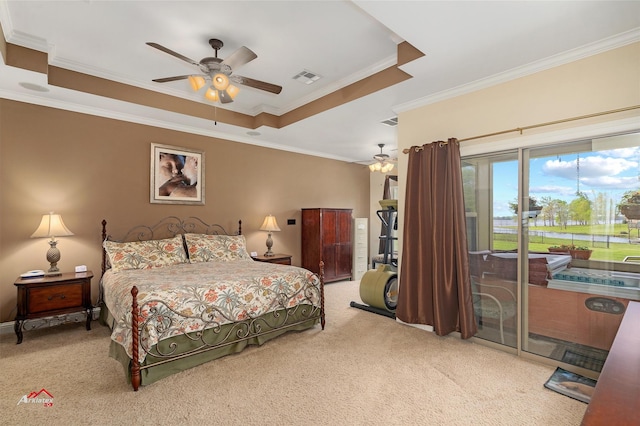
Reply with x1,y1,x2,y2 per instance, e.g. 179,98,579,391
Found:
301,208,353,282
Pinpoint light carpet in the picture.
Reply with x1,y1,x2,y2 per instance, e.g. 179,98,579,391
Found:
0,280,586,425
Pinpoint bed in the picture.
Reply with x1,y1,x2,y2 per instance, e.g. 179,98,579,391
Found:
98,216,325,391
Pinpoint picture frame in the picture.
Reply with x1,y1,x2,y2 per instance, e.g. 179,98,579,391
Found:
150,143,204,205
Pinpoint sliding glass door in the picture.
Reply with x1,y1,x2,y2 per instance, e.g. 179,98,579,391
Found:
464,151,520,348
463,132,640,372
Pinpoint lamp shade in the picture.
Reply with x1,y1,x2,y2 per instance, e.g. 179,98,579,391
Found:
188,75,206,91
226,84,240,100
260,215,281,232
205,86,220,102
31,213,74,238
212,73,230,91
369,162,394,173
381,163,395,173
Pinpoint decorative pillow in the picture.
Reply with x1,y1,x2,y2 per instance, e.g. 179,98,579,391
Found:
184,233,252,262
103,235,188,272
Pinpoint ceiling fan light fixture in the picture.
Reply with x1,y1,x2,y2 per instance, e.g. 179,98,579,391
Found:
205,86,220,102
226,84,240,100
188,75,206,91
369,163,380,172
381,163,395,173
212,73,230,91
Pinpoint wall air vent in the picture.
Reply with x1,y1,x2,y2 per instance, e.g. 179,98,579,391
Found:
292,70,321,85
381,116,398,127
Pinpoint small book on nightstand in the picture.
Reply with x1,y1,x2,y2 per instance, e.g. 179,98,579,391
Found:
20,270,45,279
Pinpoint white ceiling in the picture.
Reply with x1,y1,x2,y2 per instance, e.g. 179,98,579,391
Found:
1,1,639,164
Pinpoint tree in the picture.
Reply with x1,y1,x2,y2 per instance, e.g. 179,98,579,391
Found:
461,165,476,212
540,196,554,226
508,195,543,224
508,195,542,214
538,198,569,228
592,191,609,225
569,193,591,225
555,200,570,229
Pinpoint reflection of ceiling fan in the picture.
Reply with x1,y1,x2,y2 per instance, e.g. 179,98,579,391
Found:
147,38,282,104
357,144,397,173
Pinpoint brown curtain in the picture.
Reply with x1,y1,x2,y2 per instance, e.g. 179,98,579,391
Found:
396,138,477,338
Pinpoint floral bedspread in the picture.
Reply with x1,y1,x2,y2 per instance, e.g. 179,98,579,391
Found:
102,261,321,362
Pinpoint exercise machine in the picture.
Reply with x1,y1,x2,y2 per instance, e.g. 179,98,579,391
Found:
350,200,398,318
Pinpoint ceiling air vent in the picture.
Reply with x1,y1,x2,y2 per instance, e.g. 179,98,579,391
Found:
381,116,398,127
292,70,321,85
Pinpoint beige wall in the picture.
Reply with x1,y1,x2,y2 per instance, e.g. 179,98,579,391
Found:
0,100,370,321
396,42,640,269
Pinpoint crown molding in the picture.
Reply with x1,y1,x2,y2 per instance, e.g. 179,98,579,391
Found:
394,28,640,114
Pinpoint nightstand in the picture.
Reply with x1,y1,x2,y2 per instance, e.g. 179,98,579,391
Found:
14,271,93,344
251,253,292,265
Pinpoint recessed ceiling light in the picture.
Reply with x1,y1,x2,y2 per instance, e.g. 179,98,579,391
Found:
247,131,261,137
19,82,49,92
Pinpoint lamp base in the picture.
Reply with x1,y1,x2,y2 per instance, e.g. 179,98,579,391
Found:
264,232,275,257
46,239,62,276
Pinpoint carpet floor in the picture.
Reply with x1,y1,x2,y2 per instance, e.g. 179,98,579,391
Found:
0,280,587,425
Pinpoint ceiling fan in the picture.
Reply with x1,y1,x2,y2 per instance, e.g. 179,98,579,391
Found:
147,38,282,104
357,144,397,173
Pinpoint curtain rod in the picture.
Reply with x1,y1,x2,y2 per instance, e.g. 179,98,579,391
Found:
402,104,640,154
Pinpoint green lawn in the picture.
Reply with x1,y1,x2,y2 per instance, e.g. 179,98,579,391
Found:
502,223,634,236
528,223,634,237
493,234,639,262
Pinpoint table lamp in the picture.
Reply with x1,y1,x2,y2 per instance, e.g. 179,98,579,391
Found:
31,212,74,275
259,215,281,257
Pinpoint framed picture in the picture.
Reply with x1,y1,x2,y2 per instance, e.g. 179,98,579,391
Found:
150,143,204,205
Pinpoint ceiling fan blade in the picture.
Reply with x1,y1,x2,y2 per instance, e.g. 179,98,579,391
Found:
221,46,257,70
152,75,192,83
231,75,282,94
146,42,199,67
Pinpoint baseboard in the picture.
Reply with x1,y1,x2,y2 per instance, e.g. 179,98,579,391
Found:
0,321,15,335
395,317,434,332
0,307,102,336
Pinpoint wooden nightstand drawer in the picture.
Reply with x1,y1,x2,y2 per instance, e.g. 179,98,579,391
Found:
28,283,83,313
251,254,292,265
14,271,93,344
267,257,291,265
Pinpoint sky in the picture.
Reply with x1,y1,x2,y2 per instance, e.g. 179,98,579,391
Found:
492,145,640,217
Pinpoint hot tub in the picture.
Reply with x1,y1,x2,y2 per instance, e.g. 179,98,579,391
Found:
490,252,572,275
548,268,640,301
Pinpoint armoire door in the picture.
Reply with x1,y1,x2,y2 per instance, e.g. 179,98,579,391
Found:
334,210,352,280
301,208,352,282
321,210,338,281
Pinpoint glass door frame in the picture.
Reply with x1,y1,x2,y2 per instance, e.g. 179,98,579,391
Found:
464,128,640,379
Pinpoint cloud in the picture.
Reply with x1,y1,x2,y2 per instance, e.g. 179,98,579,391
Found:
530,185,576,196
599,147,640,159
543,155,638,180
580,175,640,190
